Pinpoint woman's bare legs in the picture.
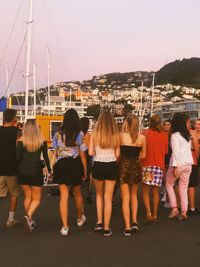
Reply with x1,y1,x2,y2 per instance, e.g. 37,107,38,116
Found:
59,184,69,228
21,185,32,214
120,183,131,229
27,186,42,219
93,179,104,224
131,184,139,223
104,180,116,230
152,186,159,219
142,184,152,218
73,185,84,220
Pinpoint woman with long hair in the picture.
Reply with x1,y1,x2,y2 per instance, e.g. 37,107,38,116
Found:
119,115,146,236
166,113,193,220
53,109,87,236
142,115,168,222
89,110,120,237
17,119,51,232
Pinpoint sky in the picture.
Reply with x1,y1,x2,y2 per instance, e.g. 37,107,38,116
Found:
0,0,200,96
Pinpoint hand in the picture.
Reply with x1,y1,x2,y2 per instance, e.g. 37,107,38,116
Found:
43,167,49,176
173,167,178,178
82,170,87,181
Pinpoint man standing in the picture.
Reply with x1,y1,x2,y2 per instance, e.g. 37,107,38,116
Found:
0,109,20,227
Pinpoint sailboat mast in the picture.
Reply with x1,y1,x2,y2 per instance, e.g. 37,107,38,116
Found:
33,63,36,117
150,73,155,117
47,46,51,115
6,63,9,97
5,63,10,108
139,81,143,124
69,88,72,108
25,0,33,121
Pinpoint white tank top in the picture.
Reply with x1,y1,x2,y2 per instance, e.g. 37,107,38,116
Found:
94,146,116,162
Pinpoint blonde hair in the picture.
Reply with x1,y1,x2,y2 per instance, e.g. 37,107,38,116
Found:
22,119,43,152
93,111,119,149
122,114,139,143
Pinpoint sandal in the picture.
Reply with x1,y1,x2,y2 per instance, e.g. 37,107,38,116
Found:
168,208,179,219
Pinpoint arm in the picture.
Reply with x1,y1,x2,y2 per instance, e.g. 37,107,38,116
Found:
139,135,146,159
77,132,87,179
42,142,51,173
88,133,94,156
115,134,121,159
80,150,87,179
84,132,90,148
191,132,199,158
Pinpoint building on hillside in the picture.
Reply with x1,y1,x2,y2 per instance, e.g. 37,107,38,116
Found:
154,100,200,121
12,96,87,121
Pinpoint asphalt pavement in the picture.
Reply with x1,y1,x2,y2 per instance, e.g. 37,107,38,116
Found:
0,187,200,267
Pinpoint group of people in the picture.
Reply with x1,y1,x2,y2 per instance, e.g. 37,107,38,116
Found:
0,108,200,237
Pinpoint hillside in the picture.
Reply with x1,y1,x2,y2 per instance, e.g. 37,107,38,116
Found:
156,57,200,88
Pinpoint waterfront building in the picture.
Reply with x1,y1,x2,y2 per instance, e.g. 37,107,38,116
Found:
154,100,200,121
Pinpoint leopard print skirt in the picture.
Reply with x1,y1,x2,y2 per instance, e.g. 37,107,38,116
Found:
119,157,142,185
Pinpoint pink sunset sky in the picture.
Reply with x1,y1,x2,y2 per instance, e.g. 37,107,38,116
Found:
0,0,200,96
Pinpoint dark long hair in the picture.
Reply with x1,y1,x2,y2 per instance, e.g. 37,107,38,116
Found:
61,109,80,146
80,117,89,135
171,113,190,142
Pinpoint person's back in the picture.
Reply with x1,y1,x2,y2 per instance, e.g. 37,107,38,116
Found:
0,109,20,228
143,129,168,170
0,126,19,176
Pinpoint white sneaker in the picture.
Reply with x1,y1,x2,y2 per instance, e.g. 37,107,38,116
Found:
6,219,18,228
60,227,69,236
77,214,86,227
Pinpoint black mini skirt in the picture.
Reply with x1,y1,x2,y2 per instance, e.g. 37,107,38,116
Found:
92,161,119,181
53,157,84,186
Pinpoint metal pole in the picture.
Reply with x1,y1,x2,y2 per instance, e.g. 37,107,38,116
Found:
47,46,50,115
69,88,72,108
25,0,33,121
6,63,9,97
140,81,143,124
151,73,155,116
6,63,10,108
33,63,36,117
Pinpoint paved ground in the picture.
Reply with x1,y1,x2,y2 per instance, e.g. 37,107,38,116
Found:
0,187,200,267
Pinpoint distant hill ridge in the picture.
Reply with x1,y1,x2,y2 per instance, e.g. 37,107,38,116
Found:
156,57,200,88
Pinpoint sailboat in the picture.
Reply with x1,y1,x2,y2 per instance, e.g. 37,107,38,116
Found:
0,0,88,143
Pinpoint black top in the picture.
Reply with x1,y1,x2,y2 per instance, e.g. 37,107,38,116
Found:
0,126,19,176
120,145,141,159
17,141,51,173
165,135,172,166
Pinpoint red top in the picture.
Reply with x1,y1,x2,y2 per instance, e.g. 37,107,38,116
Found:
142,129,168,170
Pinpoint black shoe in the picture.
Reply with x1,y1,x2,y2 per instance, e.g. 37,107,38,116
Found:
132,223,139,231
188,209,199,215
123,229,131,237
94,223,103,231
104,229,112,237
